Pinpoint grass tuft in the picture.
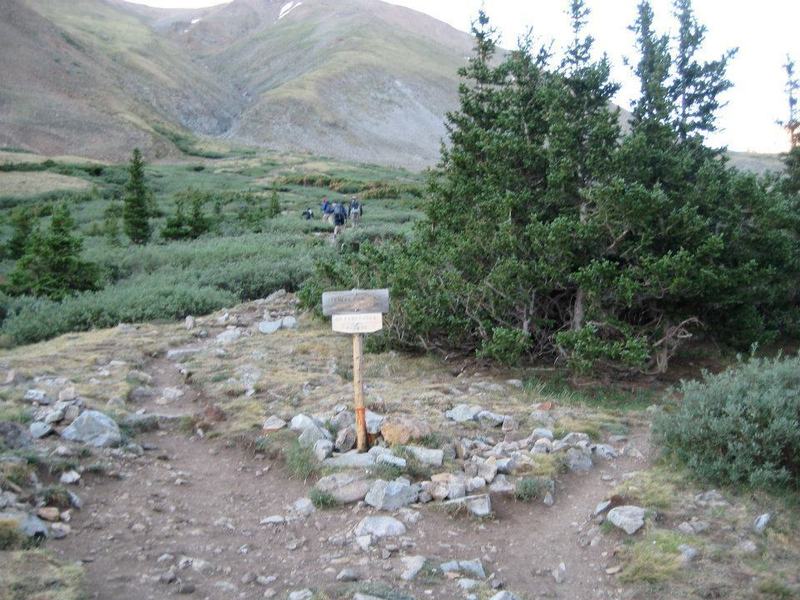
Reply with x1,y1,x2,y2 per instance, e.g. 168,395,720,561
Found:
309,489,338,509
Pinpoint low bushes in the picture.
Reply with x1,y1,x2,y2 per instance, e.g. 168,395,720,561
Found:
655,354,800,490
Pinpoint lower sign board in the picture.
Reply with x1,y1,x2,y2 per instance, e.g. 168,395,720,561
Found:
332,312,383,334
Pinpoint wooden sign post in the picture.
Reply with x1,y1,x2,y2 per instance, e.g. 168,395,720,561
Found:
323,289,389,452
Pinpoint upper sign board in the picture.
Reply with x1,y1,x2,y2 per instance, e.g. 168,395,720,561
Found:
322,288,390,316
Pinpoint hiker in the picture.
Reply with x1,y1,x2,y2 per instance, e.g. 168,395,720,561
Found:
301,207,314,220
321,196,333,223
349,196,362,226
332,200,347,238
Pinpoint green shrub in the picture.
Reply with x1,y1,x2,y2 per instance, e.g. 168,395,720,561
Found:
654,354,800,490
0,520,26,550
284,441,318,480
309,489,338,509
478,327,531,365
514,477,546,502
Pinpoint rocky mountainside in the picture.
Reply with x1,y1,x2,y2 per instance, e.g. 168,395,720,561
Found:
0,0,472,168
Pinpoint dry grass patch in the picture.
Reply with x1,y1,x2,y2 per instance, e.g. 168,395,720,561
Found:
0,172,92,197
619,529,690,584
613,467,679,511
0,549,84,600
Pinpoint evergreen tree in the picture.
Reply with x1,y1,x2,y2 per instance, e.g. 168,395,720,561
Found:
670,0,737,143
268,189,281,218
780,55,800,194
5,203,101,301
103,202,122,246
123,148,152,244
6,207,33,259
161,198,191,241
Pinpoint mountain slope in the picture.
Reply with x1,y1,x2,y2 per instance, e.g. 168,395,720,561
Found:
0,0,473,168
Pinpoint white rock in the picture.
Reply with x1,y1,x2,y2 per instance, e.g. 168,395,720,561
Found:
290,414,319,432
291,497,315,517
404,445,443,467
59,470,81,485
445,404,483,423
281,316,298,329
354,516,406,538
607,505,646,535
313,439,333,460
215,328,242,345
262,416,287,431
400,555,426,581
753,513,771,535
258,320,282,334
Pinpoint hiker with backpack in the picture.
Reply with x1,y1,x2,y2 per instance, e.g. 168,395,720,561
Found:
349,196,362,226
321,196,333,223
332,200,347,238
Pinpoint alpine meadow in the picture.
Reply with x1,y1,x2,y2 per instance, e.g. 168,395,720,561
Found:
1,1,800,599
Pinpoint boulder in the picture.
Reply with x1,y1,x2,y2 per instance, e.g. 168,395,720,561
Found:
400,555,426,581
23,389,51,404
215,328,242,345
753,513,771,535
365,479,418,510
607,505,646,535
315,471,372,504
262,416,287,432
313,439,333,461
365,410,384,435
0,421,32,449
380,417,432,445
334,426,356,452
29,422,53,439
297,424,331,448
61,410,121,447
442,494,492,517
476,410,505,427
0,510,48,541
323,451,376,469
404,445,443,467
281,316,298,329
290,414,320,432
565,448,593,471
445,404,483,423
354,516,406,538
440,559,486,579
258,320,282,335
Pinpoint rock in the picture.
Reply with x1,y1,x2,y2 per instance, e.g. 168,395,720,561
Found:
37,507,60,522
216,328,242,345
126,370,153,385
552,562,566,583
477,460,498,483
440,559,486,579
560,432,590,446
127,386,155,403
323,451,375,469
185,316,195,330
476,410,505,427
380,417,432,445
607,506,646,535
594,500,612,516
44,408,65,425
0,422,32,449
458,579,480,591
753,513,771,535
501,416,518,432
0,511,48,540
288,590,313,600
260,515,285,525
404,445,443,467
442,494,492,517
331,410,355,430
445,404,483,423
57,387,77,402
298,424,332,448
292,497,315,518
447,476,466,500
489,593,520,600
400,555,426,581
365,410,384,434
290,414,320,432
377,453,406,469
23,389,51,404
593,444,619,459
543,491,555,506
59,470,80,485
61,410,121,447
466,477,486,493
258,320,282,335
256,575,276,586
50,522,70,539
532,438,552,454
29,421,53,439
313,439,333,461
281,316,298,329
495,457,516,474
365,479,418,511
166,347,202,360
336,568,359,582
694,490,729,508
262,416,287,432
315,471,372,504
334,426,356,452
678,544,698,565
532,427,554,440
354,516,406,538
565,448,593,472
177,581,195,594
489,474,515,494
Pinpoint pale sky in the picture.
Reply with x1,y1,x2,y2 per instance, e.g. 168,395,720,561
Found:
127,0,800,153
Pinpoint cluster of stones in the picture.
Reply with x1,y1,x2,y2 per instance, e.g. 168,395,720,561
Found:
263,401,624,521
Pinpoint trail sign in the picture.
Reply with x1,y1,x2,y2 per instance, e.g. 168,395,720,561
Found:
332,312,383,334
322,288,389,316
324,288,389,452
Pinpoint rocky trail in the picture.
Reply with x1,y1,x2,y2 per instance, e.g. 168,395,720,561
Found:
2,291,789,600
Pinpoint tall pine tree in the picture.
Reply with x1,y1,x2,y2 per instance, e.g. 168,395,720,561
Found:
123,148,152,244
